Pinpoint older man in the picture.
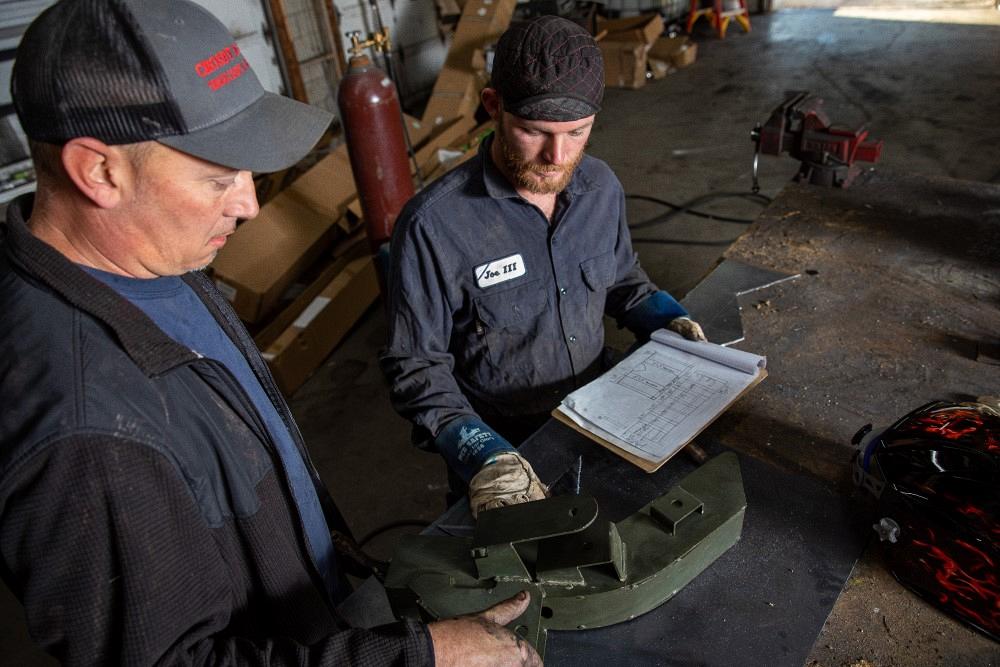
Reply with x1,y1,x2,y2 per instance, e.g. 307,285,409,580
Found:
381,16,706,517
0,1,538,665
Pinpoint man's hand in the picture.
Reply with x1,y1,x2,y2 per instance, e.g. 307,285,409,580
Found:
667,316,708,342
429,590,543,666
469,452,547,518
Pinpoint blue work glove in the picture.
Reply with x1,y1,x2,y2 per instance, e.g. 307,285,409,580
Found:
620,290,688,339
434,416,516,483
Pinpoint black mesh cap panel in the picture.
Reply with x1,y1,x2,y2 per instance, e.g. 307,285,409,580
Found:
491,15,604,122
13,0,185,145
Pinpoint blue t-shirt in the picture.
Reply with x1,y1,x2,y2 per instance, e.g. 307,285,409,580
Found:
82,267,339,600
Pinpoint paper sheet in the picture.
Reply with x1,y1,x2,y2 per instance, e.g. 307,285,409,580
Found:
557,330,766,464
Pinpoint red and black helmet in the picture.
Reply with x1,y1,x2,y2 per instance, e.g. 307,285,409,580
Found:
852,401,1000,642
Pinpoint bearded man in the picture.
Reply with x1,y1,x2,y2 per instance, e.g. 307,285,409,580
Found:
380,16,707,517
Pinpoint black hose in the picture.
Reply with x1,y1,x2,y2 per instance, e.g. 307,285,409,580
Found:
628,191,773,229
627,190,772,245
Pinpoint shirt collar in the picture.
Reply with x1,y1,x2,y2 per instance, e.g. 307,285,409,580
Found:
479,134,600,201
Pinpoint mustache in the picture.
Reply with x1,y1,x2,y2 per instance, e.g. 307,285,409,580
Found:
521,162,573,175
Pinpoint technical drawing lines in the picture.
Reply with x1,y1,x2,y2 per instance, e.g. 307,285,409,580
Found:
621,371,730,455
613,350,693,399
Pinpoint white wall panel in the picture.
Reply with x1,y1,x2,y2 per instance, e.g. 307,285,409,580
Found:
334,0,446,105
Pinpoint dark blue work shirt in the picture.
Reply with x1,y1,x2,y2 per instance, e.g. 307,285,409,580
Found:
82,267,339,600
380,137,682,437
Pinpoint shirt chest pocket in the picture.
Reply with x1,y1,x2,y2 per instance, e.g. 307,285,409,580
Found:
580,251,616,319
474,278,549,330
473,279,550,374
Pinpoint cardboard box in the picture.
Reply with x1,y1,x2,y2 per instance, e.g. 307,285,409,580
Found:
597,13,664,46
450,0,516,58
402,113,432,152
253,234,368,349
647,57,671,80
421,120,493,182
261,254,380,395
596,13,664,90
649,35,698,69
421,66,481,127
414,114,477,176
283,145,357,221
421,0,516,127
253,168,290,205
211,144,358,323
210,194,337,323
599,40,648,89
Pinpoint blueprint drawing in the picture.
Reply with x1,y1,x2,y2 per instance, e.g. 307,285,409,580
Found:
557,330,766,465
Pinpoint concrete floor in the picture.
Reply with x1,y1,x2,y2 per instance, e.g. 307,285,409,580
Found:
3,6,1000,665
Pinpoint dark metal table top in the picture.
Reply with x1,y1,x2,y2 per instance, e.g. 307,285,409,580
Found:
711,170,999,490
405,170,1000,665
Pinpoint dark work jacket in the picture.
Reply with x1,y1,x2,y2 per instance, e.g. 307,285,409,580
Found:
0,196,432,666
380,138,662,438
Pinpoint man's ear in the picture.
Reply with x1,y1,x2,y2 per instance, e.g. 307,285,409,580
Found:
481,88,501,121
60,138,130,209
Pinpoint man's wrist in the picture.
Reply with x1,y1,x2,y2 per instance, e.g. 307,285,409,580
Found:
434,416,515,482
622,290,688,336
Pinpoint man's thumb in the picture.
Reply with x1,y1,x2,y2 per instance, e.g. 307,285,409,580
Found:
478,590,531,625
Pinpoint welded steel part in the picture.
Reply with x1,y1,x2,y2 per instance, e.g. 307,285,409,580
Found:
384,453,747,657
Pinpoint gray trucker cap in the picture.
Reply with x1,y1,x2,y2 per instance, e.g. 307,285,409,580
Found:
12,0,332,172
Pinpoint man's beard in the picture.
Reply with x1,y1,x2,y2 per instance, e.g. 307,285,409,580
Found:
496,127,583,195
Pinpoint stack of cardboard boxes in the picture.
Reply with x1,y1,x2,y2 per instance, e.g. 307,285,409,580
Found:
597,14,698,89
422,0,517,128
208,0,512,396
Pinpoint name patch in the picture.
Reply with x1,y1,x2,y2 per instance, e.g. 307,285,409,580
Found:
475,254,525,288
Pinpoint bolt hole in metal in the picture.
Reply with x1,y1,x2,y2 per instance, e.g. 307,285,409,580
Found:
672,499,684,507
541,607,554,619
568,507,578,516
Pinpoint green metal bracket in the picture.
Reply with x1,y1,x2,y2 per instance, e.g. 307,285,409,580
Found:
384,452,747,659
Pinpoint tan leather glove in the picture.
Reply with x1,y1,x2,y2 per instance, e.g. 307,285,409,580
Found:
468,452,547,518
667,316,708,342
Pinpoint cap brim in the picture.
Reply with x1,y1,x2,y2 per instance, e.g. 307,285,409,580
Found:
505,95,600,122
159,92,333,172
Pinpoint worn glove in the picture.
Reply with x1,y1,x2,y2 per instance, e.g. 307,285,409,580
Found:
469,452,547,518
667,316,707,342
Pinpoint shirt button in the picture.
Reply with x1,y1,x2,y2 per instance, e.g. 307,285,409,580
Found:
568,335,577,342
559,287,567,295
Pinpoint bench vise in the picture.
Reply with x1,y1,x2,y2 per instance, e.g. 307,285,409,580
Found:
751,91,883,189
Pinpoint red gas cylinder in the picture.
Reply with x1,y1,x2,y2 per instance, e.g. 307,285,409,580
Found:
337,54,414,254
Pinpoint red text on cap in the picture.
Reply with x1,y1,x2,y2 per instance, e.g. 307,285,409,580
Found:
195,43,241,78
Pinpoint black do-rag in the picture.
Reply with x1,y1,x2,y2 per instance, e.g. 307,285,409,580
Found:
491,15,604,122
